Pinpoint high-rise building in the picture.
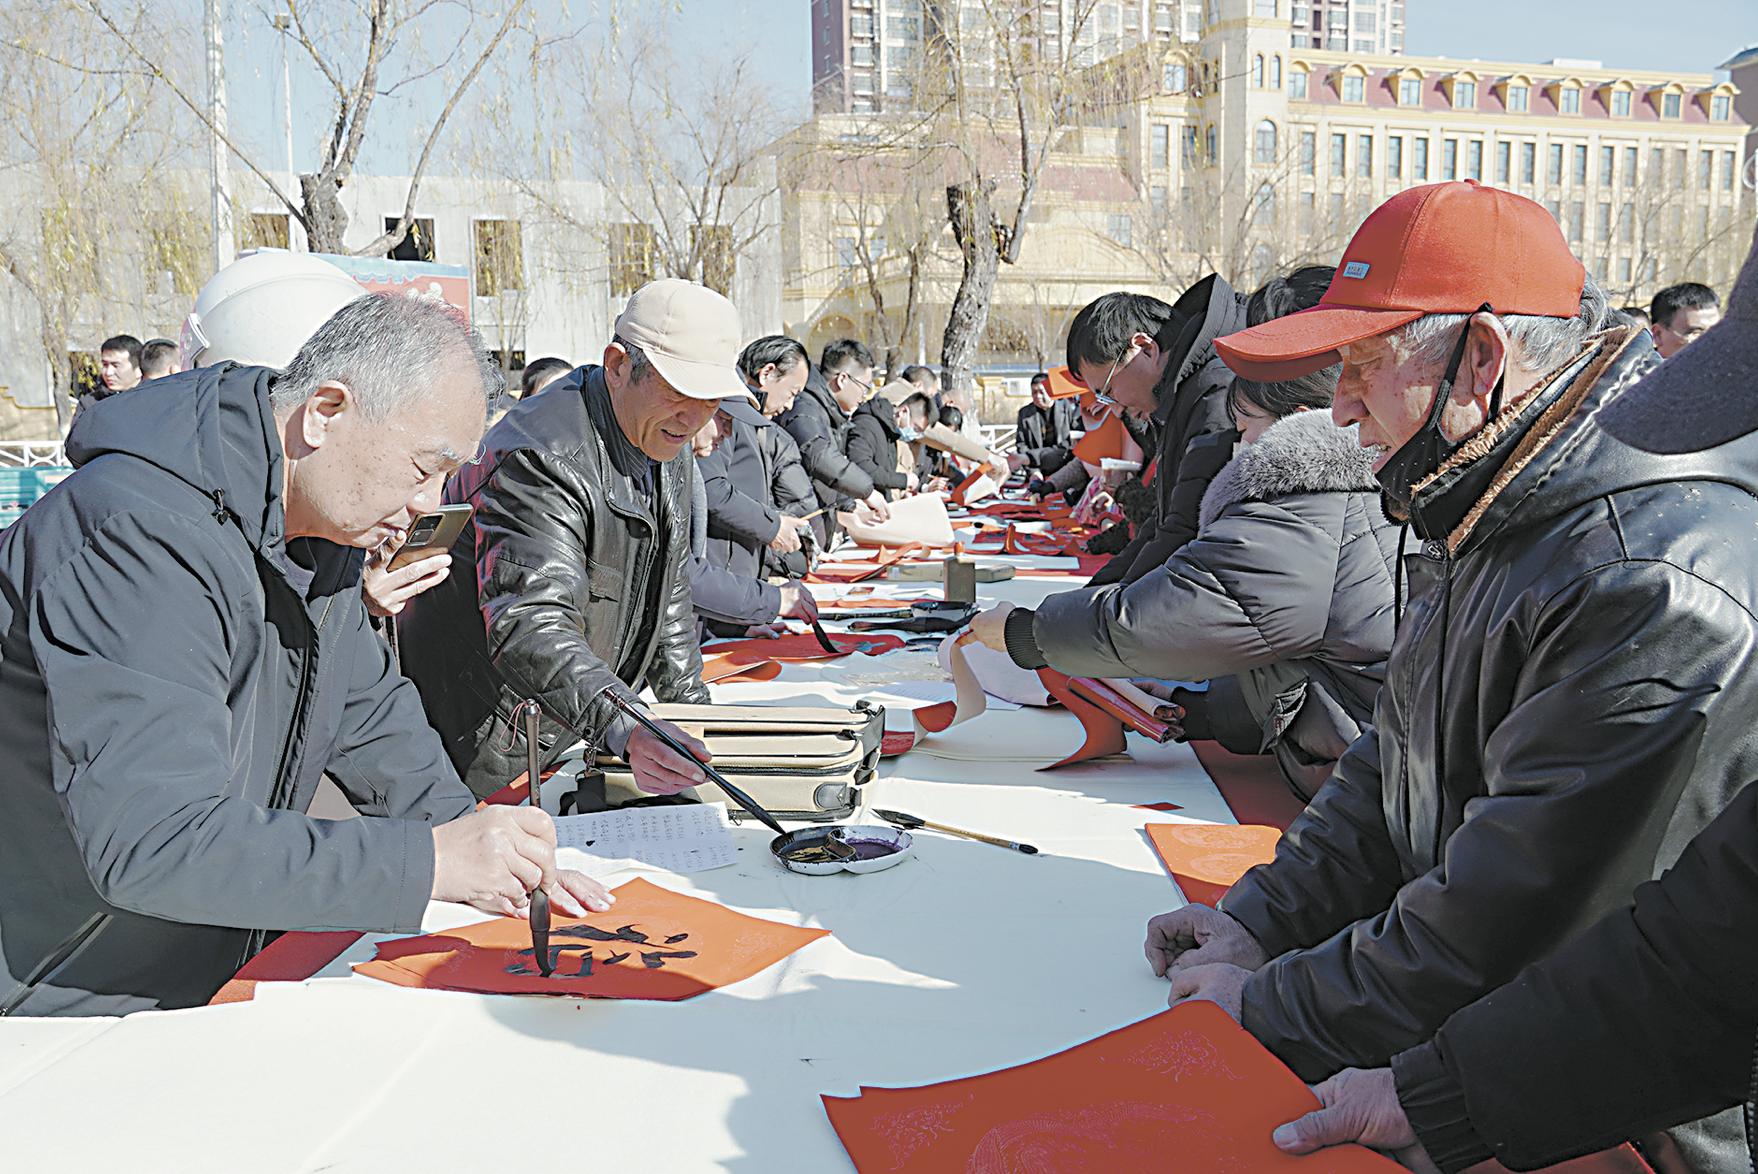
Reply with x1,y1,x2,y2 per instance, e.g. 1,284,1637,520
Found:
1285,0,1404,55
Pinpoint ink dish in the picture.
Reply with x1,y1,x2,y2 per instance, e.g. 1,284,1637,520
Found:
771,825,913,875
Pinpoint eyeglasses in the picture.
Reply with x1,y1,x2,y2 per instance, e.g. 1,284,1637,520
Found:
836,370,874,396
1094,346,1138,408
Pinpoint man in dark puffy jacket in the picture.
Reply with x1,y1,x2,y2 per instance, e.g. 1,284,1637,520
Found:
1269,222,1758,1174
0,294,613,1017
847,388,910,497
778,338,891,545
399,279,724,800
701,335,818,583
1147,184,1758,1174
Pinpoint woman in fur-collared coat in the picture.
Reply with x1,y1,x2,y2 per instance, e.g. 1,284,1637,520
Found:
986,364,1401,800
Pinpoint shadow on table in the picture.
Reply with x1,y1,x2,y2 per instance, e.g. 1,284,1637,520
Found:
477,841,1180,1171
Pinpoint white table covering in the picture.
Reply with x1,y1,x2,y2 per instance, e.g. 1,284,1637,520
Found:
0,553,1236,1172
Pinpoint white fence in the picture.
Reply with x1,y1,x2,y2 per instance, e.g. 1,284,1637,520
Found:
0,441,67,468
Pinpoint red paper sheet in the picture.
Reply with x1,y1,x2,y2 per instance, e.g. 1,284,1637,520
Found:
701,654,784,685
1036,668,1129,769
354,877,829,999
822,1000,1402,1174
1145,823,1283,907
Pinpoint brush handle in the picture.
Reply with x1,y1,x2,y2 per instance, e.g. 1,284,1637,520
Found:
919,819,1038,854
601,689,787,836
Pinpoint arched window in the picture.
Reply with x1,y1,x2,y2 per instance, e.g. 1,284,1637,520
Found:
1271,56,1282,89
1253,184,1276,227
1255,119,1277,163
1205,124,1218,164
1253,54,1265,88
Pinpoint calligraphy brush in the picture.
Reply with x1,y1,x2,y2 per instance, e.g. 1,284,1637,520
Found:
808,616,841,655
874,808,1039,855
599,688,794,839
516,699,553,977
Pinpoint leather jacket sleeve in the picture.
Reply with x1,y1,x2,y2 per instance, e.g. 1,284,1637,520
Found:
1229,558,1758,1082
648,519,712,705
473,446,639,752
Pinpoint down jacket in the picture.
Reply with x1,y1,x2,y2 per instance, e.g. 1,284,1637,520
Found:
778,367,874,515
1003,409,1398,796
847,397,909,492
398,365,710,800
1220,326,1758,1174
0,366,472,1016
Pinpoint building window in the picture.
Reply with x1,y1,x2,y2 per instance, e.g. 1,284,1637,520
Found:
242,212,291,251
835,236,860,274
1495,141,1511,184
609,222,654,297
1507,85,1529,112
1358,133,1373,178
1441,138,1457,181
1290,70,1308,99
1247,119,1276,164
1182,125,1200,166
1700,150,1714,190
1331,133,1347,177
1155,1,1175,32
1622,147,1638,186
1355,9,1377,33
1597,202,1612,241
1572,144,1588,186
1712,94,1732,121
1300,130,1316,175
1152,124,1170,169
1618,256,1632,284
1568,201,1584,241
1454,81,1476,109
1662,91,1681,119
1521,141,1536,184
1559,86,1581,114
1150,184,1168,210
1256,0,1277,14
1651,147,1665,181
1342,74,1364,103
1465,140,1482,182
1108,214,1133,248
1330,191,1345,227
1254,54,1265,87
1299,190,1315,234
1600,146,1614,187
1413,137,1429,181
851,44,873,66
1620,203,1635,244
474,219,524,295
1725,152,1738,191
1164,61,1188,91
1271,56,1282,88
1399,77,1420,106
1205,124,1218,164
1611,90,1631,117
1548,143,1564,185
1253,184,1276,226
1389,135,1403,178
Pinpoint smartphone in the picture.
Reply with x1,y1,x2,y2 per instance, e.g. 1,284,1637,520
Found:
386,504,474,571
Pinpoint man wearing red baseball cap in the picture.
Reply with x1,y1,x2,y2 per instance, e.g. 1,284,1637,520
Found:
1146,184,1758,1174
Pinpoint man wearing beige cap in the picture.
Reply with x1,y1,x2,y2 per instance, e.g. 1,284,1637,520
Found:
1142,182,1758,1174
401,279,739,801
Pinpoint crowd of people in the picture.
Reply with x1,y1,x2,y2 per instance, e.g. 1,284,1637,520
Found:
2,180,1754,1174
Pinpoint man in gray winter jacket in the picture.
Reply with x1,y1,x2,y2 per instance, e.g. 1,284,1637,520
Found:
0,294,613,1017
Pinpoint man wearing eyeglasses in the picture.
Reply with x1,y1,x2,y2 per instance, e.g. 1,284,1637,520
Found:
1066,278,1245,585
777,337,892,547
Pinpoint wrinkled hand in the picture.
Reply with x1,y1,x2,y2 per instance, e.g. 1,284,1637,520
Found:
862,491,892,523
769,515,804,554
431,806,614,917
744,623,785,639
625,717,712,795
924,477,949,492
1274,1068,1440,1174
1168,962,1250,1021
967,602,1015,654
1144,904,1269,976
363,546,450,617
777,581,819,624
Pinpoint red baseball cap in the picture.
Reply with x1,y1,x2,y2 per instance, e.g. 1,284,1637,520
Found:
1216,181,1585,381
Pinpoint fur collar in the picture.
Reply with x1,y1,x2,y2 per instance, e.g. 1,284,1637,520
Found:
1199,409,1378,530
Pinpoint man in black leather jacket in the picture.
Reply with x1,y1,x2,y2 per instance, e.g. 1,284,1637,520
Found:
401,279,732,801
1146,185,1758,1174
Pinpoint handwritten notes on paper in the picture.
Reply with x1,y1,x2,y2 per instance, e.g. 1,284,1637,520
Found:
553,803,738,878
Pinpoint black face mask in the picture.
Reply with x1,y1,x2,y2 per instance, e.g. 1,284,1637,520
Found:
1376,304,1503,515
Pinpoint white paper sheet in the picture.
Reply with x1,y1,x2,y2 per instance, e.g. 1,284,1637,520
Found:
553,802,738,877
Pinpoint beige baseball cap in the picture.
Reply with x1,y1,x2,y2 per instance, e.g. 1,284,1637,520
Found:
613,278,746,400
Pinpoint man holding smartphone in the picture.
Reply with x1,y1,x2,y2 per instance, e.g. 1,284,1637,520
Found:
400,279,730,801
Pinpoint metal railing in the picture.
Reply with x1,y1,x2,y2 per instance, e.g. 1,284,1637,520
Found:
0,441,67,468
975,424,1016,451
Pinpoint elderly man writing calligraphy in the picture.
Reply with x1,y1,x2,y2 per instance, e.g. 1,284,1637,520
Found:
0,295,613,1017
1146,182,1758,1174
400,279,725,803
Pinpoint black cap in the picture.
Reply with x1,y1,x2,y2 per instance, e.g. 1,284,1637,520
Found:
1598,221,1758,455
716,394,769,429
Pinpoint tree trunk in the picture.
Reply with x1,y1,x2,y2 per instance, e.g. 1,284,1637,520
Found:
941,179,1001,404
300,174,350,255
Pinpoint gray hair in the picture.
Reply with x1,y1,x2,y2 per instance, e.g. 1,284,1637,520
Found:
271,293,503,422
1386,274,1610,376
612,335,653,385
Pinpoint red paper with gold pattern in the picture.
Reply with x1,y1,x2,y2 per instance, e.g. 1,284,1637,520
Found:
354,877,829,1000
1145,823,1283,906
822,1000,1402,1174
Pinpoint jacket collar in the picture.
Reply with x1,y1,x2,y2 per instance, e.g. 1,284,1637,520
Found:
1199,410,1379,530
1151,274,1246,426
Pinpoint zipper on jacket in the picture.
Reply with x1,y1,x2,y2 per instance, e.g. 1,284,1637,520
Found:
1428,540,1453,867
268,592,338,812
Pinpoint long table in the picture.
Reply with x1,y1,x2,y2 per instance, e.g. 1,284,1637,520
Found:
0,559,1241,1172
